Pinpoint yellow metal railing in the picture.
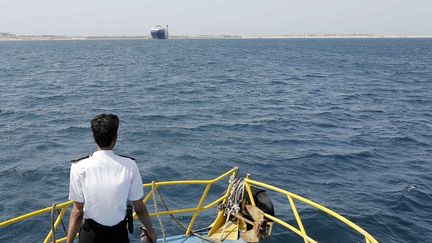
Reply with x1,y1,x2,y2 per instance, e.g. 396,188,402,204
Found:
0,167,378,243
243,177,379,243
0,167,238,243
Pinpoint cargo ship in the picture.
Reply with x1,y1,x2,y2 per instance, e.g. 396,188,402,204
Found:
150,25,169,39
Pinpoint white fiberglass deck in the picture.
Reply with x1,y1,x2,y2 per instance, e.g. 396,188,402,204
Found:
156,234,247,243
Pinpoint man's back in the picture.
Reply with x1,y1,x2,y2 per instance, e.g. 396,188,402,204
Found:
67,114,155,243
69,150,143,226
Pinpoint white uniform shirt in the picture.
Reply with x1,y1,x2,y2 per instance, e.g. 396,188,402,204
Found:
69,150,144,226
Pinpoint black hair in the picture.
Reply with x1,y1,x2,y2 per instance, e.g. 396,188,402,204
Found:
91,114,119,148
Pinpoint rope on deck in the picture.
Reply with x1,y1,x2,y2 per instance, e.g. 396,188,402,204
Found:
50,204,57,243
152,181,166,243
154,186,221,243
50,204,68,243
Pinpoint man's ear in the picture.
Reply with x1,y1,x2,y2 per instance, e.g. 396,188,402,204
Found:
111,135,118,146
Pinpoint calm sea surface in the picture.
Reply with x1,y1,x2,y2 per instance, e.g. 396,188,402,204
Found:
0,39,431,242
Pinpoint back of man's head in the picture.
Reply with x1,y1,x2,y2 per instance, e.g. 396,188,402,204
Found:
91,114,119,148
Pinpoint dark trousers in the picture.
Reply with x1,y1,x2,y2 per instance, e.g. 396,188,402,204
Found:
79,219,129,243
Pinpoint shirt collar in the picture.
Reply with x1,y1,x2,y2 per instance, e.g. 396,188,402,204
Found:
92,150,115,156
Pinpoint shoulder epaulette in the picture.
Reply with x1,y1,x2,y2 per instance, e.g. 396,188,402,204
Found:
119,155,135,160
71,155,90,163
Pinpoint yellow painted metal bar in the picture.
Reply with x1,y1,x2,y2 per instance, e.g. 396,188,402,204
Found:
144,180,209,187
136,195,227,220
185,183,212,236
264,213,317,243
51,233,78,243
0,201,73,228
134,170,235,222
53,236,67,243
134,195,226,221
221,182,233,205
245,178,379,243
142,167,238,188
43,207,68,243
244,178,256,206
203,195,227,210
210,167,238,183
288,195,308,243
149,207,197,217
142,167,237,235
142,184,157,204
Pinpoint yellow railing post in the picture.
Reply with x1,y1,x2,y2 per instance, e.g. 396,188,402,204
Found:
185,183,212,236
43,206,68,243
143,184,156,204
288,195,308,243
244,175,256,207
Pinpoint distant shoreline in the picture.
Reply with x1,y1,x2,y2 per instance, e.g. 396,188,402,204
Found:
1,34,432,41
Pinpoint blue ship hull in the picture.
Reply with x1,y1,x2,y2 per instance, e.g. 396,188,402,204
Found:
151,30,168,39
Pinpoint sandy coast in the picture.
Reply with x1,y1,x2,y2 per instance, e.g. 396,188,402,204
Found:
1,34,431,41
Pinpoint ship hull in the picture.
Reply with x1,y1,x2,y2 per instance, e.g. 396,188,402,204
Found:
151,29,168,39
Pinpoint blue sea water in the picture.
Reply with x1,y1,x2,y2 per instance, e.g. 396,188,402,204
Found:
0,39,431,242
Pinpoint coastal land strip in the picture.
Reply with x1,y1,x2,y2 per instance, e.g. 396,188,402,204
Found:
1,33,431,41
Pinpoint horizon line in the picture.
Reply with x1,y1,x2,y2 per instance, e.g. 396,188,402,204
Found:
1,33,432,40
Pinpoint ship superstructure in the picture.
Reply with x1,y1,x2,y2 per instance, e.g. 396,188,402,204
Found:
150,25,169,39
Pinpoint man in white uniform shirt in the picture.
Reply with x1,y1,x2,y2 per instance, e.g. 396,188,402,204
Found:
67,114,156,243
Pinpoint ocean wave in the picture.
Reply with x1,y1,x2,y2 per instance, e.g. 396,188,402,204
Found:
186,122,266,132
388,135,430,146
291,150,377,167
59,126,89,133
137,114,189,121
304,73,328,78
0,166,38,178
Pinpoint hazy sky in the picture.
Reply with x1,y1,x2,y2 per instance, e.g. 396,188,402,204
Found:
1,0,431,36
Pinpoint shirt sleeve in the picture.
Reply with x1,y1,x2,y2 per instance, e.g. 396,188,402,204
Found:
69,163,84,203
128,162,144,201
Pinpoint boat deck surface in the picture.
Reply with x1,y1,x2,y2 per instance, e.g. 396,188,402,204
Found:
156,234,247,243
